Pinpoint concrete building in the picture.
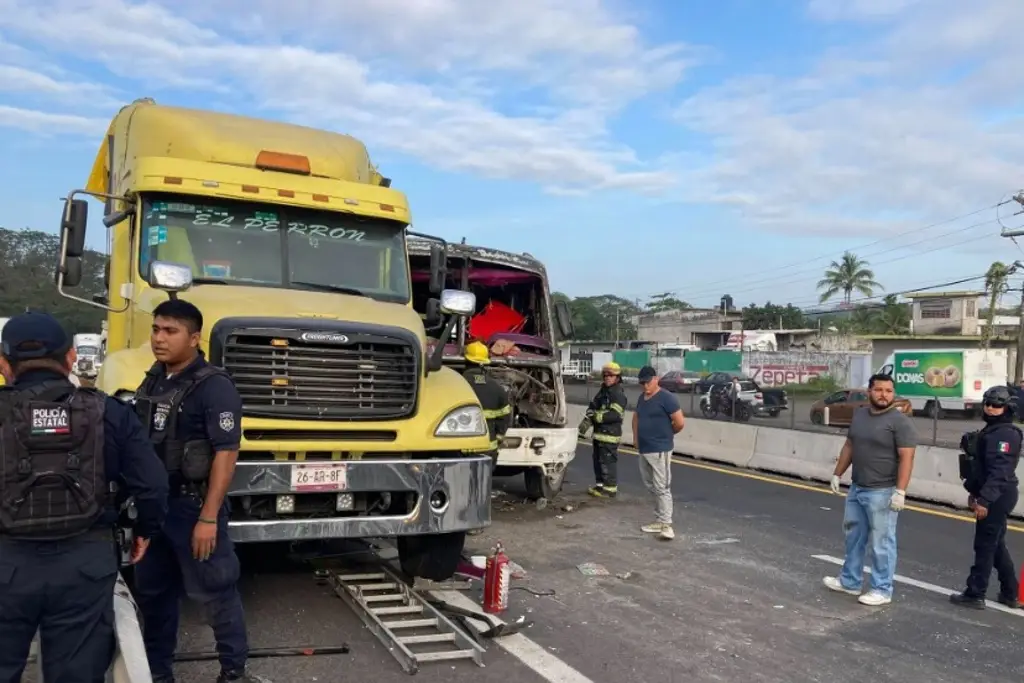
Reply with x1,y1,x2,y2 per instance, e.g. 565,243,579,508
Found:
632,308,743,345
905,290,982,335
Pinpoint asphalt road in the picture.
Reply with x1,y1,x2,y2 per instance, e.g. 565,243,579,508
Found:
151,446,1023,683
565,380,974,448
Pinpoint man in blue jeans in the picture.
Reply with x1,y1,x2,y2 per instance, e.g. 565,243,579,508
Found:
823,373,917,606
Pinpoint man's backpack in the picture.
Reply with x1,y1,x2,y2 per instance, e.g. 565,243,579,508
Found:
0,380,108,540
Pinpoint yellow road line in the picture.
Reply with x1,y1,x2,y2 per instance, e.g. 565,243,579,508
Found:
578,440,1024,533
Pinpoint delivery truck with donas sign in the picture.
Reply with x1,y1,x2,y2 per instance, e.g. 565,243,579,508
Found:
51,98,495,581
878,348,1008,419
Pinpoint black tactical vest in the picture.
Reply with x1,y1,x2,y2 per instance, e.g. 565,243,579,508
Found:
959,423,1023,489
0,380,108,540
133,362,228,482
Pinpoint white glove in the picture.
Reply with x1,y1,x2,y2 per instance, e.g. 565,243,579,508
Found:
829,475,841,495
890,489,906,511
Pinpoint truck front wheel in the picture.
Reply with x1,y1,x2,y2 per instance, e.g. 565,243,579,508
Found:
397,532,467,581
524,468,560,500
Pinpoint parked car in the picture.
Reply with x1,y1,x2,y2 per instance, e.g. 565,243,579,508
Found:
694,371,788,415
660,370,702,393
809,389,913,426
699,380,778,420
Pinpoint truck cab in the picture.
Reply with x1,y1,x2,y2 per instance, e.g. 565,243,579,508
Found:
53,99,496,580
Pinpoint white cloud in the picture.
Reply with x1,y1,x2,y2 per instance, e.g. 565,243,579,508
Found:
0,105,108,136
0,0,688,194
673,0,1024,237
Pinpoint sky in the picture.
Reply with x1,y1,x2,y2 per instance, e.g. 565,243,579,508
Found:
3,0,1024,312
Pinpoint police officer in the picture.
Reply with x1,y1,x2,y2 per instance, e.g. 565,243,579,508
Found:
0,312,168,683
579,362,627,498
462,341,512,462
130,300,268,683
950,384,1021,610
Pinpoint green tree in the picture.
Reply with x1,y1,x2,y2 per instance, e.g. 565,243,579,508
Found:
981,261,1011,349
645,292,691,312
0,227,108,334
817,251,883,305
550,293,638,340
741,302,807,329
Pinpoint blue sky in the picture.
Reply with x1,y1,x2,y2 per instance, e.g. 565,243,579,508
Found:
3,0,1024,311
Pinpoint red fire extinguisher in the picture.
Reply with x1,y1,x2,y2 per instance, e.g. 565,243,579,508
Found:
483,542,510,614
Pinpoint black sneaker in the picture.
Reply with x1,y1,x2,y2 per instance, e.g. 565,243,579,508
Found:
217,670,273,683
949,592,986,609
996,594,1021,609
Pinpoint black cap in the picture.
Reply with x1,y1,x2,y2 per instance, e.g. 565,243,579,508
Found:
637,365,657,381
1,312,71,363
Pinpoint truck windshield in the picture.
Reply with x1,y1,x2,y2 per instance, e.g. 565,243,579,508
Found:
138,193,410,303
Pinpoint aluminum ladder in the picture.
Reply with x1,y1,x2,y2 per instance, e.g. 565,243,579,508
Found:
328,566,485,675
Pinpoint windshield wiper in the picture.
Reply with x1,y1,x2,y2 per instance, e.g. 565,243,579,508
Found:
291,281,367,297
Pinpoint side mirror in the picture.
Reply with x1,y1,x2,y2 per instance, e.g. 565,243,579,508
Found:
55,256,83,288
429,243,446,295
555,301,574,339
439,289,475,317
147,261,193,292
425,298,442,327
62,198,89,258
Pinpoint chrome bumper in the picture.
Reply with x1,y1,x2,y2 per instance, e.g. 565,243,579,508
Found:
225,456,492,543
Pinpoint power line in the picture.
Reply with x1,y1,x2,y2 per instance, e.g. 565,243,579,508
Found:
620,200,1011,302
674,219,1002,304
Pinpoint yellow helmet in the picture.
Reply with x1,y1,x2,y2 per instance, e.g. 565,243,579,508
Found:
602,361,621,375
465,341,490,365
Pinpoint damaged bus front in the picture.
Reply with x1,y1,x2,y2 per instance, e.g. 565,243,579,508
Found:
409,240,578,499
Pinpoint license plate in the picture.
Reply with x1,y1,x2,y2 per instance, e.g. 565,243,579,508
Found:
290,464,347,492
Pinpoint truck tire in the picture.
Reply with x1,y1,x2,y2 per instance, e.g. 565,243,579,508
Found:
524,467,560,500
397,532,466,581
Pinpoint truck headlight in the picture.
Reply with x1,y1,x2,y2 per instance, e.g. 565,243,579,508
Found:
435,406,487,437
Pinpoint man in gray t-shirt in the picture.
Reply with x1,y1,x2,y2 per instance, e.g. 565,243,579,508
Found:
821,374,917,607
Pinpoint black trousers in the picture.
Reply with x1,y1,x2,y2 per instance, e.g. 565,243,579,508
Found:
966,487,1019,599
592,440,619,487
0,534,119,683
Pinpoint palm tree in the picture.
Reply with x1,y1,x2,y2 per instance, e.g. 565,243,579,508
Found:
876,294,910,334
981,261,1011,349
817,251,883,305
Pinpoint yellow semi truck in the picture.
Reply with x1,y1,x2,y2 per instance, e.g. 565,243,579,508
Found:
53,99,493,579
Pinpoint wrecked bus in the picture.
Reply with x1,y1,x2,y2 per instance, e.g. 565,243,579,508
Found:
52,99,494,580
409,239,578,499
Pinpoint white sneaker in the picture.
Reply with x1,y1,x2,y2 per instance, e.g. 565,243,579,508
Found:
823,576,861,595
857,590,892,606
659,525,675,540
641,522,664,534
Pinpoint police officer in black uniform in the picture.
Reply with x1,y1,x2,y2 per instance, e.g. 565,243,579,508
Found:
950,384,1021,609
0,312,168,683
462,341,511,461
130,300,269,683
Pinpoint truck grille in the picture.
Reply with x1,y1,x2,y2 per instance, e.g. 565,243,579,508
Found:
221,331,418,420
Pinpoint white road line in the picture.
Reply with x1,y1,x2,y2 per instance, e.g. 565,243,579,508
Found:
430,590,597,683
811,554,1024,618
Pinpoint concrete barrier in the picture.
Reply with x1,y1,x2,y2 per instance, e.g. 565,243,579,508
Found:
567,404,1024,519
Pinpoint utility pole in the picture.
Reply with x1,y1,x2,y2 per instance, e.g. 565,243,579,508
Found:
1015,283,1024,383
1000,192,1024,237
614,307,620,346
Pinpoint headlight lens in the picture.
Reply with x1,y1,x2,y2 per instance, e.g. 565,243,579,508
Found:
435,405,487,437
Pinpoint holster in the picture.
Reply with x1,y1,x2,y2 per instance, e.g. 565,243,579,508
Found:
164,439,214,482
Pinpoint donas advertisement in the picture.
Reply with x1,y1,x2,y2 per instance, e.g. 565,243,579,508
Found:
892,352,964,398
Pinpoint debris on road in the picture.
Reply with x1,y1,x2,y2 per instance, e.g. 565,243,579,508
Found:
577,562,610,576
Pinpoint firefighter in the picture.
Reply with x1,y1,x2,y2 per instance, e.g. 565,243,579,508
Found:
579,362,628,498
462,341,512,462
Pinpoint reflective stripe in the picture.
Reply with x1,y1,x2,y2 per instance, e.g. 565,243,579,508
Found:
461,441,498,454
609,403,625,414
482,405,511,419
594,409,606,423
592,433,620,444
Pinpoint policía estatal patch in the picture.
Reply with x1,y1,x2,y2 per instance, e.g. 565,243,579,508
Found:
31,405,71,435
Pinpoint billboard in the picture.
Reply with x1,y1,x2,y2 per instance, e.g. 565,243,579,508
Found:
892,351,964,398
